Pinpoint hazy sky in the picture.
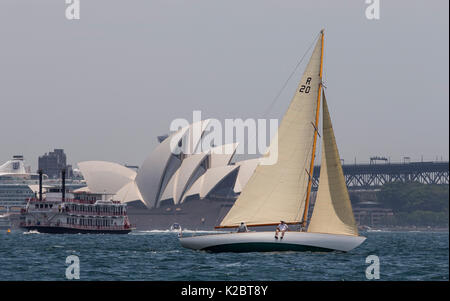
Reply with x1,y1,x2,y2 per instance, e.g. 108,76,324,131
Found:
0,0,448,170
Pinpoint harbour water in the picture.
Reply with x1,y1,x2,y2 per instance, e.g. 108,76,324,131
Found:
0,230,448,281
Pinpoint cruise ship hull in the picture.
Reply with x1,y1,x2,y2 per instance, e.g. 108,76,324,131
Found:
180,231,366,252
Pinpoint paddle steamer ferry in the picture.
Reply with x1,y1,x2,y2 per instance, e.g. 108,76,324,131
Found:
20,170,132,234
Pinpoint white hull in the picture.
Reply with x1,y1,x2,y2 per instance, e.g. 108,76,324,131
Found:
180,231,366,252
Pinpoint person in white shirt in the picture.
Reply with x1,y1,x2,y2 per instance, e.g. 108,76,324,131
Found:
237,222,248,233
275,221,288,239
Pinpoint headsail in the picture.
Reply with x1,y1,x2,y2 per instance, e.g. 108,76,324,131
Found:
219,32,324,227
307,93,359,236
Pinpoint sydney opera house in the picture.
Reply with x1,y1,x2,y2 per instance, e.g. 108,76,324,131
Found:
77,120,259,230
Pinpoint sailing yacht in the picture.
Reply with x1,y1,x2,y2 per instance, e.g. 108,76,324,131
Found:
179,30,366,252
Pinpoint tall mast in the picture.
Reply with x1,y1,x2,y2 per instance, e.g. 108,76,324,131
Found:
301,29,324,228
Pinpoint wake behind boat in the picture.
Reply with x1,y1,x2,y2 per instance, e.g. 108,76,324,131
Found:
180,30,366,252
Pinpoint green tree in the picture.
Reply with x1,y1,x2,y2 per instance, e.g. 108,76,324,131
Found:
377,182,448,213
377,182,449,226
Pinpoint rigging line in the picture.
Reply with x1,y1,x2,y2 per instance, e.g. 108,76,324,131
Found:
262,33,320,119
242,33,321,160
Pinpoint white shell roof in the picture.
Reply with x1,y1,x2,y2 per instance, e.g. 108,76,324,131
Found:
113,181,143,204
233,158,260,193
209,143,239,168
134,120,210,208
77,161,136,194
134,129,187,208
159,152,208,205
180,165,240,203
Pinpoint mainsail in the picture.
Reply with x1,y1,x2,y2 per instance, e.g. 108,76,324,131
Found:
220,32,324,227
307,94,359,236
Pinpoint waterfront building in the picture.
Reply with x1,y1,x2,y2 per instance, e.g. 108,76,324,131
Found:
38,149,68,179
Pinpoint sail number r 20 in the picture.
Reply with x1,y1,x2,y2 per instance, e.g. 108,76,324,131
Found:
299,77,312,94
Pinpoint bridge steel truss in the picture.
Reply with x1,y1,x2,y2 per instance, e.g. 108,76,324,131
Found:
312,161,449,190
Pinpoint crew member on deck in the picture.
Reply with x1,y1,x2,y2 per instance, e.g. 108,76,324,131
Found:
275,221,288,239
237,222,249,233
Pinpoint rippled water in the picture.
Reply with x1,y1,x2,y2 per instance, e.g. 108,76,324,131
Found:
0,230,447,281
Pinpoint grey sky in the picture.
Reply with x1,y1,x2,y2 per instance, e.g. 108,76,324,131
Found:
0,0,448,171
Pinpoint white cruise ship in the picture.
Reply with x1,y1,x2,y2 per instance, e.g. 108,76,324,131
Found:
0,156,40,211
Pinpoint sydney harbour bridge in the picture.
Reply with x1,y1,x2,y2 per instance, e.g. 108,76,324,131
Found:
311,159,449,190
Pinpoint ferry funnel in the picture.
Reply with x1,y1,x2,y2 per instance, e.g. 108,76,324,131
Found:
38,169,43,201
61,169,66,202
